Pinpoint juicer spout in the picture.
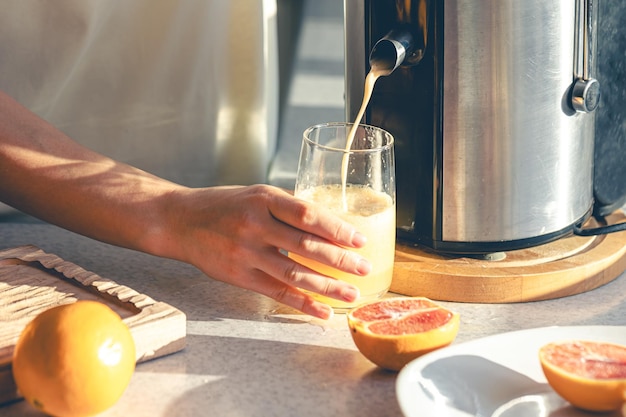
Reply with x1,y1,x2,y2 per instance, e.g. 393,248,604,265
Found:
369,26,424,76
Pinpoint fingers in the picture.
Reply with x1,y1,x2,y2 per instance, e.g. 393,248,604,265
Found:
265,194,372,276
245,264,359,320
266,249,360,301
268,189,367,248
276,286,334,320
209,239,360,319
264,223,370,277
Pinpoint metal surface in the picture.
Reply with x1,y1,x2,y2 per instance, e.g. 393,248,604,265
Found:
369,25,426,76
440,0,595,243
571,0,601,113
369,32,409,76
345,0,597,252
344,0,367,123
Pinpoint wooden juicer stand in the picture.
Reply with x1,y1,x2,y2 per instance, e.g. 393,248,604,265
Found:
391,211,626,303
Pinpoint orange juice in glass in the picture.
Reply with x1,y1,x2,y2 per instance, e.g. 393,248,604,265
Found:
290,122,395,310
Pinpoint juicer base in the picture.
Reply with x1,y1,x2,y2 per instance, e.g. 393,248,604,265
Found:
391,211,626,303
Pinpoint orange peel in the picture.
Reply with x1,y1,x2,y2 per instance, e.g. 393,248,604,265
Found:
12,300,136,417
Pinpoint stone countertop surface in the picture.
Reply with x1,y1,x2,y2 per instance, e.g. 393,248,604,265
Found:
1,222,626,417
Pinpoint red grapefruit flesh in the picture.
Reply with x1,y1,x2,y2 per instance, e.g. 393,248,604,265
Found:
539,340,626,411
347,297,460,371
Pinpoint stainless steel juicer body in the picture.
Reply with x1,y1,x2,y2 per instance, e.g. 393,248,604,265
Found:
345,0,599,253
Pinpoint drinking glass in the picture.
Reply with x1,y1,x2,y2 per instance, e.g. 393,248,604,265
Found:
290,122,395,310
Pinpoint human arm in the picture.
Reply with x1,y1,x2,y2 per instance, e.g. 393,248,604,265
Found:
0,90,370,319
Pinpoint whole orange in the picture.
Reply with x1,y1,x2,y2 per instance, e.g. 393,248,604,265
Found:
12,300,136,417
539,340,626,412
347,297,460,371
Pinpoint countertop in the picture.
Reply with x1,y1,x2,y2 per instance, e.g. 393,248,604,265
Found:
2,222,626,417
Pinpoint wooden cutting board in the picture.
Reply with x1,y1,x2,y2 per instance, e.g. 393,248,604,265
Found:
391,211,626,302
0,245,187,405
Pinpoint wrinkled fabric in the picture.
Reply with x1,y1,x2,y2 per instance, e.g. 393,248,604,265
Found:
0,0,279,187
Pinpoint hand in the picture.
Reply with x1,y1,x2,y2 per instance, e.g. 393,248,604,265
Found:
158,184,372,319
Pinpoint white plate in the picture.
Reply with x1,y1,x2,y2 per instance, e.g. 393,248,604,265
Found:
396,326,626,417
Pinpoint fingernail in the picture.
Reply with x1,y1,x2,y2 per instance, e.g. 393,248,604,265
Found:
318,304,334,320
342,286,360,302
351,231,367,247
355,258,372,275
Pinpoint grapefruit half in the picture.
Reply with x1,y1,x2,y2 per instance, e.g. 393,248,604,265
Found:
347,297,460,371
539,340,626,412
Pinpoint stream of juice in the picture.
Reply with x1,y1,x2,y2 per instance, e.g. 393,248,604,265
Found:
340,65,387,209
